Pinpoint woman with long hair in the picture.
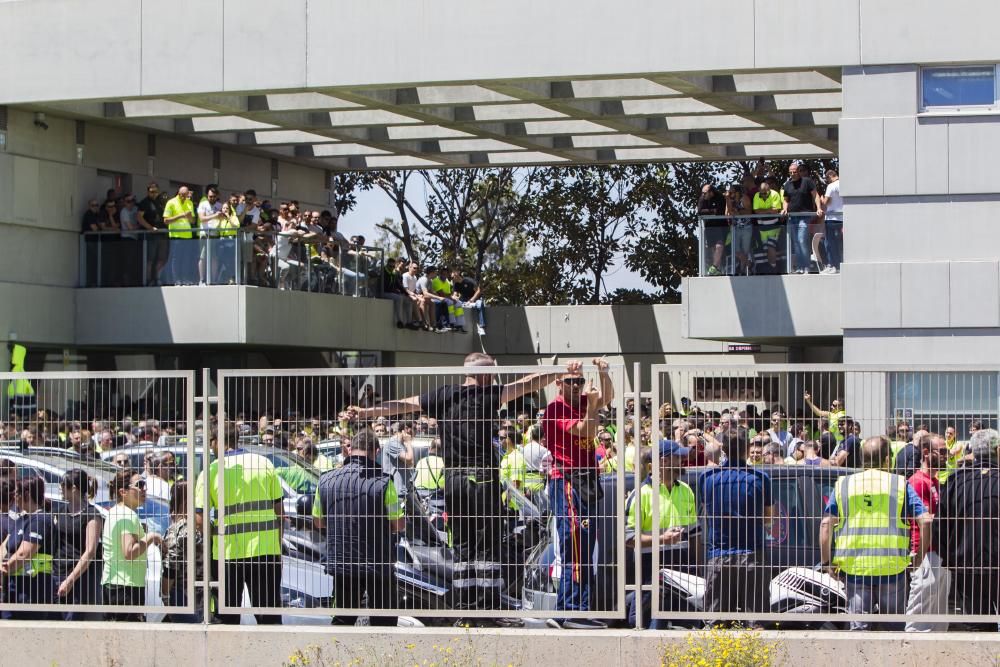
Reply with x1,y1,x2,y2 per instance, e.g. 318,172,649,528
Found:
54,468,104,620
1,476,58,618
102,468,162,621
161,481,203,622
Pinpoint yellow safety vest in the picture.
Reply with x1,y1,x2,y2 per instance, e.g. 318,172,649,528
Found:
833,469,911,577
217,210,239,238
164,195,195,239
195,451,283,560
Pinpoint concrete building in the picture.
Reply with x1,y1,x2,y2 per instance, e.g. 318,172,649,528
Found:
0,0,997,379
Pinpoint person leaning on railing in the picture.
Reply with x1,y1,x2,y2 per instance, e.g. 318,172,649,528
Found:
752,177,784,275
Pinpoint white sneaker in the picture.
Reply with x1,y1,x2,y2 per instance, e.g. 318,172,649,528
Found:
476,325,486,336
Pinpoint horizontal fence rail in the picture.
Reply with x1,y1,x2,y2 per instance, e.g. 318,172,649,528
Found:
0,371,196,621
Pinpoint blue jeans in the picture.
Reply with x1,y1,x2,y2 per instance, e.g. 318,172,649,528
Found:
825,219,843,269
549,478,596,613
793,219,811,271
464,300,486,328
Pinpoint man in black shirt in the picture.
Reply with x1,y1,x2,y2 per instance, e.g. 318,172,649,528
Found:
137,182,168,285
935,428,1000,629
450,267,486,335
781,162,823,274
349,353,580,616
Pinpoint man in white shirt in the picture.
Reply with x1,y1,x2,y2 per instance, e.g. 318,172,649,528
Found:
197,185,224,284
402,262,431,330
820,169,843,274
415,266,444,331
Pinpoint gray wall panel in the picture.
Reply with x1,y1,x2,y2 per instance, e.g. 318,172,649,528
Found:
882,117,916,196
840,263,900,329
845,328,1000,365
0,0,141,104
842,66,917,118
755,0,861,69
899,261,948,328
950,261,1000,328
915,119,950,195
223,0,307,90
948,119,1000,194
683,275,842,340
839,118,883,196
141,0,224,96
860,0,1000,65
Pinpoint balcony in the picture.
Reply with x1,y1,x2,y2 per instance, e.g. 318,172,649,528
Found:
79,230,384,296
683,213,843,341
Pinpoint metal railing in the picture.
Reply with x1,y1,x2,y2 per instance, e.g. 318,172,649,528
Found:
79,230,385,297
698,213,843,277
4,364,1000,631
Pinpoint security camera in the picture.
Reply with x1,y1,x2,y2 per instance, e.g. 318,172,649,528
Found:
33,112,48,131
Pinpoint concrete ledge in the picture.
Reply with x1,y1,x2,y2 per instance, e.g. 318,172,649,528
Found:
4,622,1000,667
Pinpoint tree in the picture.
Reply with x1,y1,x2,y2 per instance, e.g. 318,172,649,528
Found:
366,168,538,281
528,165,652,305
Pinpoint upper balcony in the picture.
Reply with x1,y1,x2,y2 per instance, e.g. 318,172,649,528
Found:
682,213,843,342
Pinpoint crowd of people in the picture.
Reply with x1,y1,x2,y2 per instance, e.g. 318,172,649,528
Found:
698,160,843,276
80,183,489,335
5,367,1000,631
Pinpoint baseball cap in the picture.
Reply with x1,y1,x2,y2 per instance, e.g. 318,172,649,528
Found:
659,439,691,458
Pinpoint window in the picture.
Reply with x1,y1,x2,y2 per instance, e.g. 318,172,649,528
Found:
921,65,998,111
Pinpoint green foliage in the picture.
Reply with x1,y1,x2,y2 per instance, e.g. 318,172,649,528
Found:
659,626,784,667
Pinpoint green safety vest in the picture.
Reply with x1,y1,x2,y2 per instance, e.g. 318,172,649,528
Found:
196,451,283,560
313,453,335,472
833,469,911,577
413,455,445,490
829,410,846,442
430,276,463,317
12,551,53,577
164,195,195,239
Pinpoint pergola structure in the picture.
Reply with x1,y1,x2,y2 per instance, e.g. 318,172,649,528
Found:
27,70,839,170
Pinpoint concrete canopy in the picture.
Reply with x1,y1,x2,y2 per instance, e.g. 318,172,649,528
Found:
20,71,839,171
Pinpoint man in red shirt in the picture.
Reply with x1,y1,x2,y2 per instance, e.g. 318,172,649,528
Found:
905,432,951,632
542,358,614,629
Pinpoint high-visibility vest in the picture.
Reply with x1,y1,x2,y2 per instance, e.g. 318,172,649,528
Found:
164,195,195,239
217,210,239,238
833,469,911,577
196,451,282,560
829,410,846,442
313,453,335,471
7,343,34,403
413,455,445,491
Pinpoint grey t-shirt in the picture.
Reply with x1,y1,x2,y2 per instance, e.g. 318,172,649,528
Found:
379,436,409,497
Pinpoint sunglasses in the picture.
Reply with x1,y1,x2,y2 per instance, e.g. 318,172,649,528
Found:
130,479,147,490
599,438,613,444
562,377,586,386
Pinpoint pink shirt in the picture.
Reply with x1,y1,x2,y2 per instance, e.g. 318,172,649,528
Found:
542,395,596,478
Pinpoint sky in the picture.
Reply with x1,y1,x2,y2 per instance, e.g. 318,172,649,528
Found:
339,179,654,294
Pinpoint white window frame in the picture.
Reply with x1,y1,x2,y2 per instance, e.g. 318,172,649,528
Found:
918,64,1000,114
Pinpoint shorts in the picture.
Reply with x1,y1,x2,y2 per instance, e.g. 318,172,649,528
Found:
758,224,781,243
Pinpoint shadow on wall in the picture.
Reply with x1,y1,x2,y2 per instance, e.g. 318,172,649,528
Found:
730,276,795,340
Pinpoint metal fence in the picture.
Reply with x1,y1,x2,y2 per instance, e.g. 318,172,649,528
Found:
4,364,1000,631
648,365,1000,630
0,371,196,621
214,365,628,624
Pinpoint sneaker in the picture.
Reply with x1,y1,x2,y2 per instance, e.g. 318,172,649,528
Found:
822,266,839,275
435,327,449,333
545,618,562,629
453,326,467,333
476,325,486,336
396,322,405,329
199,280,207,286
706,266,722,276
560,619,607,630
406,322,422,330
